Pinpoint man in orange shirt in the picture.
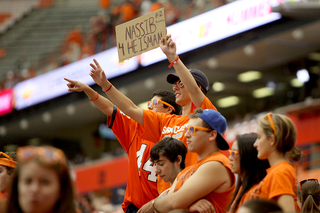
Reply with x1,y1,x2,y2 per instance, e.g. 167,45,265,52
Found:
65,79,181,213
151,109,235,213
89,34,218,194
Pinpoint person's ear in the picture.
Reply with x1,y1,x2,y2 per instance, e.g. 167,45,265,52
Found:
269,134,275,146
176,155,182,165
209,130,217,141
166,107,173,114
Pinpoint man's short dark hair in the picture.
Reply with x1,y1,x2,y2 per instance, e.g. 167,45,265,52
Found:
152,90,181,115
150,137,187,170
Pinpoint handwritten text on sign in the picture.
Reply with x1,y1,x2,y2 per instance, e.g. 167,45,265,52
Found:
115,8,166,62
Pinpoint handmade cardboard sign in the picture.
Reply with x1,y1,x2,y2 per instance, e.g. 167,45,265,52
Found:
115,8,166,63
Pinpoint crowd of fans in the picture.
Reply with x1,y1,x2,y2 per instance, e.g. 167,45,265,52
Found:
0,2,319,210
0,0,233,90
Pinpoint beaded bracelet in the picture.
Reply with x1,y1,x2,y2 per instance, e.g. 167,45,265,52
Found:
168,55,179,68
102,83,112,92
90,92,99,101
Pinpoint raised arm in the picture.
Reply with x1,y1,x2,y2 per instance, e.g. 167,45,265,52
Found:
89,59,144,126
64,78,114,116
160,34,205,107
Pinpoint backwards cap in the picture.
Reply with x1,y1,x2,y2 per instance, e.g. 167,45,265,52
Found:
195,109,229,150
166,69,209,94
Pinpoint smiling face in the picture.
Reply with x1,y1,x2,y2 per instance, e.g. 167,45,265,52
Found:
154,154,181,184
254,126,274,160
172,81,191,106
18,161,60,213
229,141,240,174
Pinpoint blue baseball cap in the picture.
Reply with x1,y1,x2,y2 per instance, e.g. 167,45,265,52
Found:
166,69,209,94
196,109,229,150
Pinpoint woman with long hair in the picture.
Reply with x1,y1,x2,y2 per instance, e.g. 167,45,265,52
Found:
6,145,77,213
252,113,302,213
228,133,269,213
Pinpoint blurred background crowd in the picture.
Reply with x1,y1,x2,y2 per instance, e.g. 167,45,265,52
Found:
0,0,234,90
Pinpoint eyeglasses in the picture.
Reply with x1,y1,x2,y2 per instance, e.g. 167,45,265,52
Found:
173,80,184,88
299,178,318,189
184,126,212,135
17,146,67,167
147,99,175,112
228,150,239,161
0,152,17,168
263,113,277,136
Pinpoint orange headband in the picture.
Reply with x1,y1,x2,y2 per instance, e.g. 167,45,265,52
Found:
0,152,17,168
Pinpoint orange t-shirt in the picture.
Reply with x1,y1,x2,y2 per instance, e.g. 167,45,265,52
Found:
107,107,159,212
174,152,235,213
228,184,257,213
139,96,217,193
119,3,136,22
249,161,299,211
99,0,110,9
150,2,162,12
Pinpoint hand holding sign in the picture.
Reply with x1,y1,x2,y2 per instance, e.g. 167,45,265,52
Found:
160,34,178,63
115,8,166,62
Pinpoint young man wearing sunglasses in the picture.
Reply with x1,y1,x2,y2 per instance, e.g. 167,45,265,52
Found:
151,108,235,213
88,34,218,194
0,152,17,199
65,78,181,213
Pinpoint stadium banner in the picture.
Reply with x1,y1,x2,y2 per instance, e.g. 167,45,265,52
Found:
14,48,139,110
0,88,13,116
140,0,283,66
72,155,128,194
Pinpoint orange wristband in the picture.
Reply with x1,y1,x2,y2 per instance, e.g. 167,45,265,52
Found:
168,55,179,68
102,84,112,92
90,92,99,101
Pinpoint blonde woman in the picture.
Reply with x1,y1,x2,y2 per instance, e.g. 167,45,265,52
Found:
251,113,301,213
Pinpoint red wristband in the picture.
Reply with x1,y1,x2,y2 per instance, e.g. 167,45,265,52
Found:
168,55,179,68
90,92,99,101
102,84,112,92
